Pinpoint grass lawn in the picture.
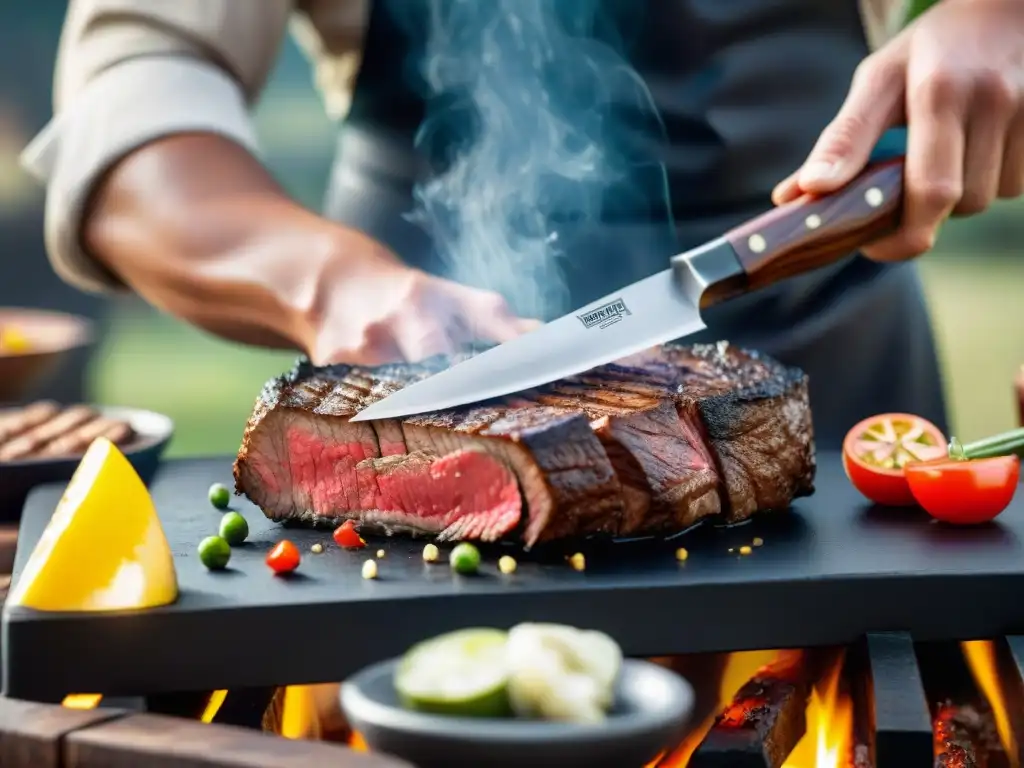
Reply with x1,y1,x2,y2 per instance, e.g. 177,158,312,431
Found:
89,249,1024,457
90,317,296,457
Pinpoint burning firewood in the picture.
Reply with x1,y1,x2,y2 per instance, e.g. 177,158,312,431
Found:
918,642,1011,768
843,639,877,768
688,651,810,768
933,701,1003,768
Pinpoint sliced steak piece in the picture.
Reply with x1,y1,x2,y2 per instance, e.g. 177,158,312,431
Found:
652,342,816,523
403,406,624,545
234,364,392,525
234,358,625,546
353,449,521,540
528,367,721,535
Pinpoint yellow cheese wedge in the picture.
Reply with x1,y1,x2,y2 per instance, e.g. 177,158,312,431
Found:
7,437,178,612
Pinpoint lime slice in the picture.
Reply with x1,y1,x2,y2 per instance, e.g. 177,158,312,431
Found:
395,628,511,717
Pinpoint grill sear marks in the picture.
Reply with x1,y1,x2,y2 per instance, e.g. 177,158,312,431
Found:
234,343,815,545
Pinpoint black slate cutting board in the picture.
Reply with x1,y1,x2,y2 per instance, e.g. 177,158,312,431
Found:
5,452,1024,701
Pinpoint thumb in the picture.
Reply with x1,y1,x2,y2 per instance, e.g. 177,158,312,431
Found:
798,54,906,194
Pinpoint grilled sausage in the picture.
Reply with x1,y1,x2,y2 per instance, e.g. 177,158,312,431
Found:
0,402,135,462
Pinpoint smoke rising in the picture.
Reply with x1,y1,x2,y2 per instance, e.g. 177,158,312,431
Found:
403,0,669,321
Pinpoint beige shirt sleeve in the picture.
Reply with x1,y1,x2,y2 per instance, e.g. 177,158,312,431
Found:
19,0,294,294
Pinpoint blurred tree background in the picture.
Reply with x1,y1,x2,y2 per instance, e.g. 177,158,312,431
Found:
2,3,1022,457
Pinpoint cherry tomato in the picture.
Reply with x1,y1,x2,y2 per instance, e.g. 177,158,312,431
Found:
333,519,366,549
905,455,1020,524
842,413,947,506
267,540,301,574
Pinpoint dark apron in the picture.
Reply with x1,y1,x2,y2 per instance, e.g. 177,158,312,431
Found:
323,0,948,449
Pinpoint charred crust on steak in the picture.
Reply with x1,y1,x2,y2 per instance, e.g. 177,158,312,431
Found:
234,343,816,544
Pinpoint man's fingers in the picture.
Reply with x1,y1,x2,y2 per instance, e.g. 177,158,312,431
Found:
955,115,1008,216
956,72,1016,215
515,318,544,334
464,311,540,345
481,320,530,344
393,314,460,363
999,113,1024,199
797,54,905,194
862,69,965,262
770,171,801,205
314,323,405,367
392,280,541,360
451,286,525,342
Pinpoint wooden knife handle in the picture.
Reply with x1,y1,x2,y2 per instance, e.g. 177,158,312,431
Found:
724,157,905,295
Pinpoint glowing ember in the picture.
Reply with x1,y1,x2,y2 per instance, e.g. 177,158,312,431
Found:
933,701,997,767
349,731,369,752
782,651,853,768
652,649,797,767
651,650,783,767
962,640,1020,768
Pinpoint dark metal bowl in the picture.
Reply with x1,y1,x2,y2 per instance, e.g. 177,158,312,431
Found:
0,405,174,522
0,308,94,402
340,657,694,768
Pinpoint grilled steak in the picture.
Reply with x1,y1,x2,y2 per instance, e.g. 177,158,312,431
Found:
234,342,815,545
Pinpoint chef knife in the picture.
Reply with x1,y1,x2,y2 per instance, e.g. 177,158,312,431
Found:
351,156,905,422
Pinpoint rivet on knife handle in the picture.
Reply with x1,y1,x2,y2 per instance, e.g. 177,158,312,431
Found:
725,157,905,296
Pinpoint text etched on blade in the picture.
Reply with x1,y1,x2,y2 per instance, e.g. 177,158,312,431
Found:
577,298,632,330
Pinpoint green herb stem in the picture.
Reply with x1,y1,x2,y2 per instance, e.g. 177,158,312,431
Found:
947,436,966,461
950,427,1024,461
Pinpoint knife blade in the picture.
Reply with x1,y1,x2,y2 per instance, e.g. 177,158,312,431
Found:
351,156,905,422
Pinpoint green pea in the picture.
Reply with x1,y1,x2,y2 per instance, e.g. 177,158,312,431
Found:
219,512,249,546
449,543,481,575
208,483,231,510
198,536,231,570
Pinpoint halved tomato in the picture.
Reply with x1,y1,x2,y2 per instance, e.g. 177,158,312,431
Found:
842,413,947,506
905,455,1020,524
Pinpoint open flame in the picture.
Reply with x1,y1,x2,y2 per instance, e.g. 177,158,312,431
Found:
62,690,232,723
651,648,853,768
651,649,789,767
279,686,322,739
62,693,102,710
783,650,853,768
962,640,1020,768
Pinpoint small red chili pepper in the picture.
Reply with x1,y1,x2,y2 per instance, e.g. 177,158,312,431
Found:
333,520,366,549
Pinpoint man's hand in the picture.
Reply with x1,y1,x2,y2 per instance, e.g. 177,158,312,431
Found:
307,229,540,366
771,0,1024,261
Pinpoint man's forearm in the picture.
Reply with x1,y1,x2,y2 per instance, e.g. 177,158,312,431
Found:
83,133,336,351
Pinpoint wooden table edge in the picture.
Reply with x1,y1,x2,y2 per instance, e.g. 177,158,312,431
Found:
0,696,411,767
